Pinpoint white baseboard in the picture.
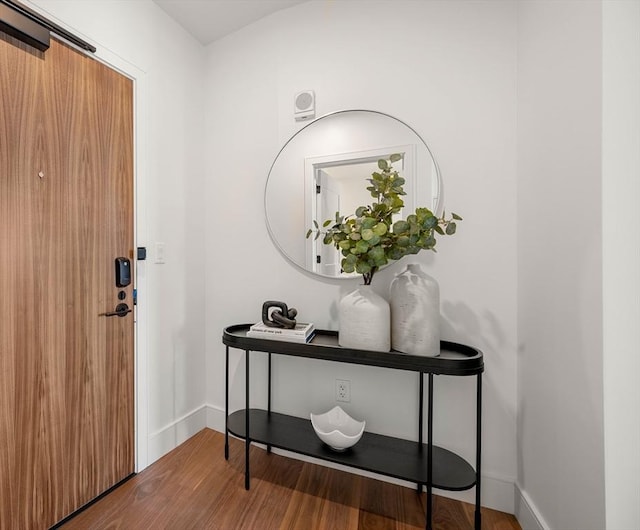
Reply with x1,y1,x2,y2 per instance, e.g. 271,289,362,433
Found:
207,402,226,432
439,472,515,514
205,404,515,514
147,405,208,464
515,485,549,530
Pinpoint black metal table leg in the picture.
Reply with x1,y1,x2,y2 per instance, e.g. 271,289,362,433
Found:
267,352,272,454
417,372,424,493
475,373,482,530
426,373,433,530
224,346,229,460
245,349,250,490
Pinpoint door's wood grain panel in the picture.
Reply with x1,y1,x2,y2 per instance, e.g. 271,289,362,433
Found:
0,35,134,529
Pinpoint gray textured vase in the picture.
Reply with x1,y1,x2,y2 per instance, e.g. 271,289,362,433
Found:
390,263,440,356
338,286,390,351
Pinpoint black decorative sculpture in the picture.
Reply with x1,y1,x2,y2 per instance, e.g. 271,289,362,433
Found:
262,301,298,329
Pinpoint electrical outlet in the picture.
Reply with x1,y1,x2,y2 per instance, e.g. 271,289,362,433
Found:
336,379,351,402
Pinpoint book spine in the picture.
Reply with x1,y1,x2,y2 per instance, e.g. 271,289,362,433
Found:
249,327,312,336
247,331,311,343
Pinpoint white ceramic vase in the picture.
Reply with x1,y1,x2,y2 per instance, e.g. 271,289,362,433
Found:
390,263,441,357
338,285,390,351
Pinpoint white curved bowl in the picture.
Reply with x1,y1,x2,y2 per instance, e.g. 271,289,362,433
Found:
310,406,365,451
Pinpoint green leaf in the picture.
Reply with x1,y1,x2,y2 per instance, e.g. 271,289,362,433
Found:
338,240,351,250
361,228,374,241
305,229,312,239
342,260,355,273
313,220,318,229
368,246,385,261
322,219,331,227
416,207,433,218
355,240,369,254
356,206,368,217
378,159,389,170
362,217,377,229
423,215,438,229
373,222,388,236
435,225,445,235
373,201,387,211
393,220,409,234
368,234,381,246
445,222,457,235
390,153,402,163
452,212,463,221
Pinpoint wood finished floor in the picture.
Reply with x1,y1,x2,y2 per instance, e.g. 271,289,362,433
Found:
60,429,521,530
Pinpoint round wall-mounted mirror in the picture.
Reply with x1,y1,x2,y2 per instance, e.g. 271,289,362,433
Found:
265,110,442,279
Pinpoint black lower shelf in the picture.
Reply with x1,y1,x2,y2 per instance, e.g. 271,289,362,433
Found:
227,409,476,491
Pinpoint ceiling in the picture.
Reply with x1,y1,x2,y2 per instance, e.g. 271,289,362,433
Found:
153,0,308,45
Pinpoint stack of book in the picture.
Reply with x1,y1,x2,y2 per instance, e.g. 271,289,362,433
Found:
247,322,315,343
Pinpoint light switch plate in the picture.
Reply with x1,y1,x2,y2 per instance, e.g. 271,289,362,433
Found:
155,242,165,264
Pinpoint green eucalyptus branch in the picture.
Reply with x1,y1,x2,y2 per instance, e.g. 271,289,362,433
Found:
306,154,462,285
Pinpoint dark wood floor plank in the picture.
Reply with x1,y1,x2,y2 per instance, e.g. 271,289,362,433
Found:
431,495,474,529
280,463,361,529
60,429,521,530
224,448,304,530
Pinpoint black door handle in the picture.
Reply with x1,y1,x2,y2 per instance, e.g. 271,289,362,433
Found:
100,303,132,317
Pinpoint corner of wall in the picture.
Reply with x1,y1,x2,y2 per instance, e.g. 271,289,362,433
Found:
515,485,549,530
147,405,208,464
206,404,226,433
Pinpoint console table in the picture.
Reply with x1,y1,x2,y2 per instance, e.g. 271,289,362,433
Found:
223,324,484,530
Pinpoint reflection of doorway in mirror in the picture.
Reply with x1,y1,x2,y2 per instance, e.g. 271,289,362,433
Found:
315,169,341,276
305,145,416,275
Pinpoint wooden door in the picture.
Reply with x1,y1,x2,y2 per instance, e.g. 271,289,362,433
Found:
0,33,134,529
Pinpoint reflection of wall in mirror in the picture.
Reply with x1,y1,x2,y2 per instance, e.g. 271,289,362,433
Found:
324,160,380,217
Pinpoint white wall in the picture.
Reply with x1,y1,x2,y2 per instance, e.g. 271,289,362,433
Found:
27,0,208,467
516,2,606,529
205,0,518,512
602,2,640,529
